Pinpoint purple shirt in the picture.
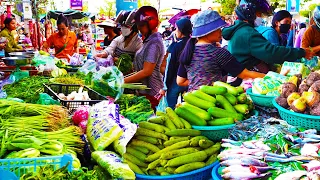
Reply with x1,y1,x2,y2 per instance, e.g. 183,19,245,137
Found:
294,28,306,48
178,44,244,91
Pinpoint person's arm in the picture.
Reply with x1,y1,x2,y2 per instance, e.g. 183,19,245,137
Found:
302,27,313,49
287,29,294,48
311,45,320,53
249,29,307,64
176,64,189,86
42,35,53,52
96,36,120,58
237,69,265,79
124,62,156,83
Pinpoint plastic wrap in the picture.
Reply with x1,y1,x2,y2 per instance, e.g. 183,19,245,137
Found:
91,66,124,100
78,60,97,75
92,151,135,179
96,55,114,69
87,101,123,151
68,53,84,66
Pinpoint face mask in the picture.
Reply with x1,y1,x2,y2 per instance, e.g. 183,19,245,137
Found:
279,24,291,34
121,27,132,37
254,17,263,27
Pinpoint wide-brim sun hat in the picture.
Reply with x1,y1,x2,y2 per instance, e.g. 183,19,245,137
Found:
191,9,227,38
97,19,116,28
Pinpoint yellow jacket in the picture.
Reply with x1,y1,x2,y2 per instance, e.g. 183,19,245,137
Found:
0,28,22,53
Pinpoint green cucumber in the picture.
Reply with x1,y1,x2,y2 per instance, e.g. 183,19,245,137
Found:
165,129,201,137
181,102,211,121
199,85,227,95
183,92,215,110
213,81,238,96
208,118,234,126
191,90,216,103
216,95,237,113
237,93,248,104
175,106,207,126
234,104,249,114
223,93,238,105
207,107,244,121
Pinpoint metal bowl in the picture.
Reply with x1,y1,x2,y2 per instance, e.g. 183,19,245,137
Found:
1,57,32,66
9,52,34,58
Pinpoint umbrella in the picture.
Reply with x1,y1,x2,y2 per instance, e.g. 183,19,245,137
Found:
168,9,200,26
46,9,93,20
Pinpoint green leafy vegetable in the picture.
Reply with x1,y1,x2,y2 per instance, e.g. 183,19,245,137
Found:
115,54,133,75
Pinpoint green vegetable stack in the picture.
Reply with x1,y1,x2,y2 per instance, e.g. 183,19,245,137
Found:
175,81,254,126
124,108,221,176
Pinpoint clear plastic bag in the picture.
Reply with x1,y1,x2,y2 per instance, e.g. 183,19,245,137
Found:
32,54,55,67
156,96,168,112
91,66,124,100
78,59,97,75
68,53,84,66
96,55,114,69
37,93,60,105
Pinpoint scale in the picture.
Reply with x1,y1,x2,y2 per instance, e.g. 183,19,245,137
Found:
0,52,35,81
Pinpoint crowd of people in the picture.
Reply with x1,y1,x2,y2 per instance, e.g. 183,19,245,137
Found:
0,1,319,110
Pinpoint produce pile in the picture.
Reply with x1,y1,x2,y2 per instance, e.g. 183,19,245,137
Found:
116,94,154,124
217,118,320,179
252,71,288,96
58,86,91,101
0,100,84,173
114,54,133,75
275,71,320,115
50,75,84,85
177,81,254,126
2,76,49,103
125,108,221,176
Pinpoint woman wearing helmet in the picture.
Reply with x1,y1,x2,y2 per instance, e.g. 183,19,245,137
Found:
222,1,313,75
124,6,165,109
95,10,143,60
302,6,320,56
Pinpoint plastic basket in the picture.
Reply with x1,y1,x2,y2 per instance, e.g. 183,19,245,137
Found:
211,163,222,180
246,88,276,108
136,161,218,180
192,110,259,141
44,83,107,112
272,99,320,130
0,154,73,179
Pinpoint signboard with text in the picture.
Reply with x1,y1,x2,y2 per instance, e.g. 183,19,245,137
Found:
70,0,83,11
286,0,300,13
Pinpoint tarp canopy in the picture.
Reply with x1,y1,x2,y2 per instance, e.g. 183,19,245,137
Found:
46,9,95,21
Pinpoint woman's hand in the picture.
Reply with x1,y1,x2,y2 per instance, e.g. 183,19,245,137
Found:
0,43,6,49
155,89,166,100
304,48,315,60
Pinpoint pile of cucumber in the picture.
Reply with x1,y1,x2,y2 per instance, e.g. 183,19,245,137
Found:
124,108,221,176
175,81,254,126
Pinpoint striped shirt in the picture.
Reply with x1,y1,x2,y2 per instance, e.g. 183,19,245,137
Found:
134,33,165,96
178,44,244,91
105,33,143,58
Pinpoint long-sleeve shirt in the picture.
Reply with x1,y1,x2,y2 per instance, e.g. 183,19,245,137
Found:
302,25,320,56
0,28,22,53
294,28,306,48
104,34,142,58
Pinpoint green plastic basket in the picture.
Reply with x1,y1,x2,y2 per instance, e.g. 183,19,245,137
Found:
272,99,320,130
246,88,277,108
192,110,259,141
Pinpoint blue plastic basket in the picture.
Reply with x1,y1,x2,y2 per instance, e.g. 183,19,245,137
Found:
211,163,222,180
272,99,320,130
0,154,73,178
192,110,259,141
246,88,277,108
136,161,218,180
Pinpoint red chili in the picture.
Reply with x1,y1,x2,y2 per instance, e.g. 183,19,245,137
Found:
249,165,257,173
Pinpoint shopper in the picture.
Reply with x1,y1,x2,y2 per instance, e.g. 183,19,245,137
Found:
256,10,293,46
42,14,78,60
302,6,320,56
95,10,142,60
98,19,120,47
159,18,191,109
0,17,23,54
124,6,165,109
177,10,265,91
83,24,94,45
222,1,313,75
294,23,307,48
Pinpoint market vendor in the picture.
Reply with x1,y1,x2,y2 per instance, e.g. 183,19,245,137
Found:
42,14,78,60
222,1,314,75
97,19,120,47
256,10,293,47
0,17,23,55
124,6,165,108
176,9,265,91
95,10,142,59
302,6,320,56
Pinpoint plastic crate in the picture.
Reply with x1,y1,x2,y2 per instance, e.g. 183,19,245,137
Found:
272,99,320,130
0,154,73,179
211,163,222,180
246,88,276,108
136,161,218,180
192,110,259,141
44,83,107,111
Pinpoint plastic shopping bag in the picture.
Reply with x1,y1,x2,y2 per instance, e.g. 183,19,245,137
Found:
156,96,168,112
78,59,97,75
